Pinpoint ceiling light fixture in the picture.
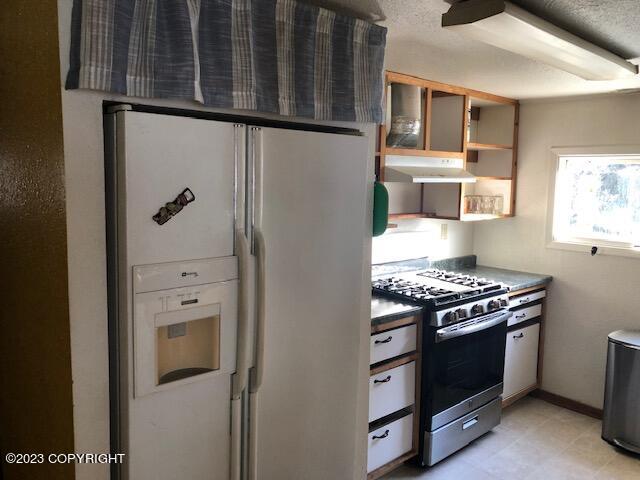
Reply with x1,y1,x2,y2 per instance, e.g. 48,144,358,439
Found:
442,0,638,81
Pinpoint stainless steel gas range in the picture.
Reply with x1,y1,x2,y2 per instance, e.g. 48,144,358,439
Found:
373,269,512,466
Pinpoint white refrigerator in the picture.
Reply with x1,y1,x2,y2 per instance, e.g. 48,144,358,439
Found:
105,107,372,480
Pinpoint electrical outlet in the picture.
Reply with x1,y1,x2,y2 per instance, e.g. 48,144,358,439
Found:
440,223,448,240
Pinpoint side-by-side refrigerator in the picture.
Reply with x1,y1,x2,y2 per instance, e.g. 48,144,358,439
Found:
105,106,372,480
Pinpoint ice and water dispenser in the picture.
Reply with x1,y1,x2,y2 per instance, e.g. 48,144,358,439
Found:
156,304,221,385
132,257,238,398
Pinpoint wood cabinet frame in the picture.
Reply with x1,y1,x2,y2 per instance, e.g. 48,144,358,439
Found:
502,286,546,408
377,71,520,221
367,314,422,480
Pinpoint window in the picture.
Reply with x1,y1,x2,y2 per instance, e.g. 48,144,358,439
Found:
549,149,640,255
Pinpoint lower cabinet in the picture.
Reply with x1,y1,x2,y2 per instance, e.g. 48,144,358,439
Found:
502,287,546,406
503,322,540,399
367,413,414,473
369,362,415,422
367,315,421,479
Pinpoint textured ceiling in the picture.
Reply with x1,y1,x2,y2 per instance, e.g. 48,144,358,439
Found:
304,0,640,100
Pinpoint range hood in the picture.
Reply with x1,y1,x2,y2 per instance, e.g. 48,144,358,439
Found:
384,155,476,183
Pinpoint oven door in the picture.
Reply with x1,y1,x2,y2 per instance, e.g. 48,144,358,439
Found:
428,310,511,430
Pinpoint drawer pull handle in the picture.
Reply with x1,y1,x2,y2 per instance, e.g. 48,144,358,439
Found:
374,375,391,384
513,333,524,339
375,336,393,344
462,416,479,430
515,313,526,319
372,430,389,440
519,297,531,304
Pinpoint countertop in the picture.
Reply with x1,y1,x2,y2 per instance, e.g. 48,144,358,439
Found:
451,265,552,292
371,296,422,327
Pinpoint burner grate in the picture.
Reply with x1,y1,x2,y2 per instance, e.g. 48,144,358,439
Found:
372,269,506,307
372,277,458,301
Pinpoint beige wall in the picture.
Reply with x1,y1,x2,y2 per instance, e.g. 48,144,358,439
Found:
474,94,640,409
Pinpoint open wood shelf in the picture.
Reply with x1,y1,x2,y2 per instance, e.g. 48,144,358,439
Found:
475,175,512,181
387,213,429,220
467,142,512,151
388,213,459,221
460,213,512,221
386,70,517,105
378,71,519,222
384,147,464,159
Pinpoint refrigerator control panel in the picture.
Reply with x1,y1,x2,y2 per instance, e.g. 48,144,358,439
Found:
133,256,238,294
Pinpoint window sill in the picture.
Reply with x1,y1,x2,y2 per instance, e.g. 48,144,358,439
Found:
547,240,640,259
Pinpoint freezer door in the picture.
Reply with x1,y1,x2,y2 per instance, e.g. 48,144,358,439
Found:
127,276,237,480
248,127,371,480
116,111,235,265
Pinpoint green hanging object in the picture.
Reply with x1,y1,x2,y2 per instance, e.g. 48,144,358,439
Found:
372,181,389,237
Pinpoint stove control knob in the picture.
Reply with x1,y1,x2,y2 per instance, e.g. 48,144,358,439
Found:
456,308,468,319
471,304,484,315
500,298,508,307
443,311,459,324
487,300,501,311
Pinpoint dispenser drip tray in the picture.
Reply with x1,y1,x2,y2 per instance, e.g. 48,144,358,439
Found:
158,367,214,385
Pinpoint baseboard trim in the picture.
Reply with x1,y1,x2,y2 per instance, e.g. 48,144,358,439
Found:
502,384,538,408
530,389,603,419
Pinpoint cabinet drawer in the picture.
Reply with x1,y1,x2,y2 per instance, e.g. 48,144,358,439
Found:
369,362,415,422
367,413,413,473
370,324,417,365
503,323,540,399
509,289,546,309
508,304,542,327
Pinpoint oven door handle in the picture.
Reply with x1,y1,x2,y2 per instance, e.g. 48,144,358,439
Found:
436,311,512,343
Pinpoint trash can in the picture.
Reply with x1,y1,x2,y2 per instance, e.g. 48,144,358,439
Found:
602,330,640,454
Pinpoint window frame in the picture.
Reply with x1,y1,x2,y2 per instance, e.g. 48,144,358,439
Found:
546,145,640,259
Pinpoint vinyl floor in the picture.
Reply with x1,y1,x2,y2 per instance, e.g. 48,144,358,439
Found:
382,396,640,480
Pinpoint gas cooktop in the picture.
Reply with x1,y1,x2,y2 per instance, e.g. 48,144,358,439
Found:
372,268,506,308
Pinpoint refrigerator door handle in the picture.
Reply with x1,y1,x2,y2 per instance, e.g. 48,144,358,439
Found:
247,228,265,480
247,127,263,253
250,127,263,253
232,229,252,399
234,124,247,242
249,228,266,394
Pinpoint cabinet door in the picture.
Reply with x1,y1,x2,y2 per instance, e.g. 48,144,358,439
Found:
508,304,542,327
369,362,416,422
367,413,414,473
503,323,540,399
370,324,417,365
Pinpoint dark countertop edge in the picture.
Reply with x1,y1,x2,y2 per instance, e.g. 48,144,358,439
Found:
471,265,553,292
371,306,423,327
371,295,423,326
506,277,553,292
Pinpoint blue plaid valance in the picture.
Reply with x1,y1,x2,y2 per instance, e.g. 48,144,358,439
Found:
66,0,387,123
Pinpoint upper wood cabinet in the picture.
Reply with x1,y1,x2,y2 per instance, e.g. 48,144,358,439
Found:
376,71,519,222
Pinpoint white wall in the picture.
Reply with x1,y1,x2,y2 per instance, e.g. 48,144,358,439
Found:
372,217,473,264
474,94,640,409
57,1,375,478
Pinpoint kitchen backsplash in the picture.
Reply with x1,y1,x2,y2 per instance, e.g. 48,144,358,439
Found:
372,218,474,265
